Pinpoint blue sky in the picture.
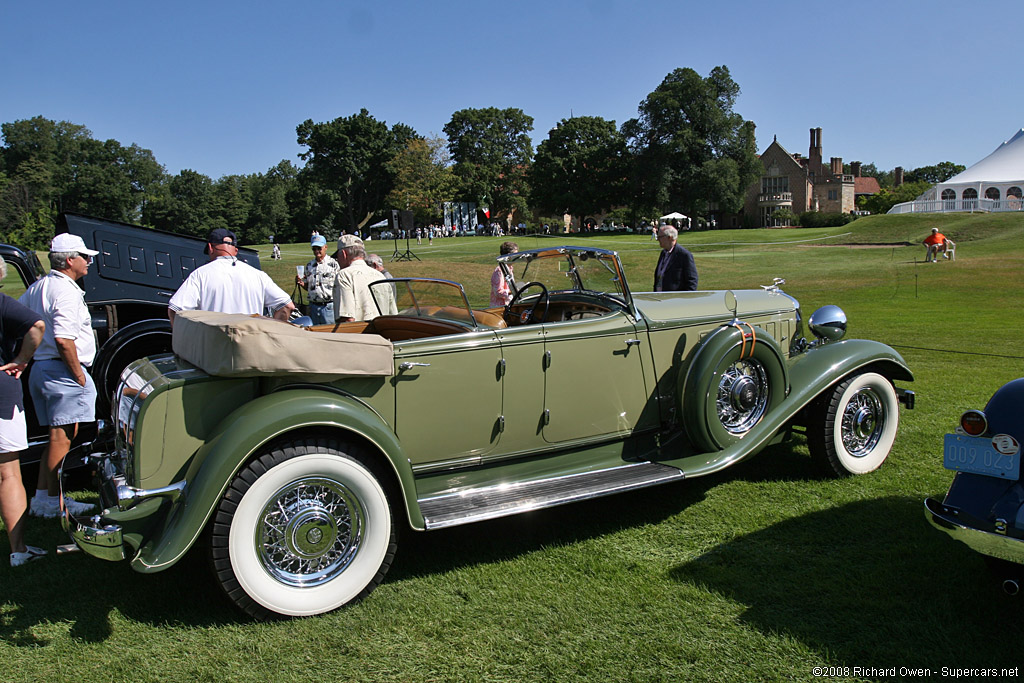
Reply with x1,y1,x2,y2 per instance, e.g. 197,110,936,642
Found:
3,0,1020,181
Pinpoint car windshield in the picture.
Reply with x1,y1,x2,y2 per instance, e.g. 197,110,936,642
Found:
497,247,628,302
369,278,480,327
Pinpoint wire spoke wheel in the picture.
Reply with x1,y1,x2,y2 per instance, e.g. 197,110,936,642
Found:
716,359,769,434
257,478,364,588
839,387,886,457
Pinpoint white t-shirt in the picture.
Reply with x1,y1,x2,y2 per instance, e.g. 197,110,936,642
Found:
19,270,96,366
168,256,292,316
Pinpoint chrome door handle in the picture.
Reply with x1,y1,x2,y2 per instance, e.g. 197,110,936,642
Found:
399,362,431,370
625,339,642,347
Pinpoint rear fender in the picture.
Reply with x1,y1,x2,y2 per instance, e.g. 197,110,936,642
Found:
130,388,418,573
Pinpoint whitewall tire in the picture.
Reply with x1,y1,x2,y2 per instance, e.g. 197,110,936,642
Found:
211,441,395,619
809,371,899,477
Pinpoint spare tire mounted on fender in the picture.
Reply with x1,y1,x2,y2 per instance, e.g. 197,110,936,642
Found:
681,323,789,453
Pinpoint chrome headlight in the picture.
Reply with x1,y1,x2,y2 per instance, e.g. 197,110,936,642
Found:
808,305,847,342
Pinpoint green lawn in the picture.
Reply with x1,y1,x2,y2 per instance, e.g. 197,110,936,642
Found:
4,213,1024,682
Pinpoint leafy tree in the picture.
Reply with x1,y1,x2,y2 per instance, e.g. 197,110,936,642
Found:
859,180,932,215
529,116,628,224
210,174,251,235
443,107,534,223
1,116,164,241
144,169,216,237
246,160,299,244
905,162,965,184
296,109,418,233
622,66,761,218
385,135,458,224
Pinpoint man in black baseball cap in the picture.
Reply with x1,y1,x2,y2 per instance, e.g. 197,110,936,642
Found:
203,228,237,255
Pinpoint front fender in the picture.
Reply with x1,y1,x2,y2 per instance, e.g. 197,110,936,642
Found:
130,388,419,573
786,338,913,398
660,338,912,476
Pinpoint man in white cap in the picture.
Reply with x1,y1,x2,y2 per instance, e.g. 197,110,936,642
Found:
333,234,397,323
296,234,340,325
18,233,100,518
167,228,295,327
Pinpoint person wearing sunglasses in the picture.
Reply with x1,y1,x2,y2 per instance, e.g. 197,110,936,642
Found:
18,234,100,520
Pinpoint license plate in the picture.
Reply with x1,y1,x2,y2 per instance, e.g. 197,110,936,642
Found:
944,434,1021,479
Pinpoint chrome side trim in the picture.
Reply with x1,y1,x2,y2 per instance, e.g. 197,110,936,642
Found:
420,462,684,530
925,497,1024,565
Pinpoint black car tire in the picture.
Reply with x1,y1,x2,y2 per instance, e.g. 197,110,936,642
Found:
210,439,396,620
809,371,899,477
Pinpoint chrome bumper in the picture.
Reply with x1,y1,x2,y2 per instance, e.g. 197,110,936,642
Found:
925,497,1024,565
59,450,186,562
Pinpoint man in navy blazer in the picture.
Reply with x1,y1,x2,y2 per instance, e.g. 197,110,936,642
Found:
654,225,698,291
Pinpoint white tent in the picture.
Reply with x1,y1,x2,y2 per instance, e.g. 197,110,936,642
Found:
658,211,692,228
368,219,389,228
890,128,1024,214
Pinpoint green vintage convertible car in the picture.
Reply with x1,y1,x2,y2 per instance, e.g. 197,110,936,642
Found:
62,246,914,619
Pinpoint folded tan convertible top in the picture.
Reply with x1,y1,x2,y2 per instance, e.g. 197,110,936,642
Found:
172,310,394,380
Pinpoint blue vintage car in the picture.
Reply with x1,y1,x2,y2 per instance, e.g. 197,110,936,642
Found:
926,378,1024,593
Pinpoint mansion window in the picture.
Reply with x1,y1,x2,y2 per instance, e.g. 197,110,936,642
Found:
762,176,789,194
827,189,838,200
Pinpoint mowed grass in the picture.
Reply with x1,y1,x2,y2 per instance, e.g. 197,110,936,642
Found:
4,213,1024,682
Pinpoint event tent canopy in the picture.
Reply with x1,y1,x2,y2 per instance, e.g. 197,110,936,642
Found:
941,128,1024,185
890,128,1024,214
659,212,688,221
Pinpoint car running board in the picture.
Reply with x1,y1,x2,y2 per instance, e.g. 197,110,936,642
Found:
419,461,685,530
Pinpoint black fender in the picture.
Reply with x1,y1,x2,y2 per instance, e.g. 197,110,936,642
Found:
680,323,789,452
92,318,173,413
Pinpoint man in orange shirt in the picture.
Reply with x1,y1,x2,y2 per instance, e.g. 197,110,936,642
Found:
923,228,949,262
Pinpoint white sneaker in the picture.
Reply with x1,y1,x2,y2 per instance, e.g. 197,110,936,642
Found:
29,496,96,518
10,545,47,567
63,496,96,516
29,496,60,518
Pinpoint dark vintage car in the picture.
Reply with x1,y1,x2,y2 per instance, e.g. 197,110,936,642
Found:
926,378,1024,593
63,246,915,619
1,213,261,466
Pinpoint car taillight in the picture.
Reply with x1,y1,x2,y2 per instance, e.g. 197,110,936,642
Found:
960,410,987,436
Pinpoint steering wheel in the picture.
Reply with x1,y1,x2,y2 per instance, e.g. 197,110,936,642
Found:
504,281,550,326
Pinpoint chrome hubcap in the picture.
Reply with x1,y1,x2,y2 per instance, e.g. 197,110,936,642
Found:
257,478,363,587
841,388,885,457
717,359,769,434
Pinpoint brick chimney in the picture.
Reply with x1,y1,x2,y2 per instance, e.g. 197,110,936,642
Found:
894,166,904,187
809,127,823,173
830,157,843,176
851,161,862,177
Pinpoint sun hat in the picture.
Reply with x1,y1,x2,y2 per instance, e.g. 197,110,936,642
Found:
50,233,99,256
311,234,327,248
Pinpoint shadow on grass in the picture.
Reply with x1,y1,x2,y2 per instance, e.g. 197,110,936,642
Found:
0,529,242,646
670,494,1024,669
390,440,825,582
0,441,833,643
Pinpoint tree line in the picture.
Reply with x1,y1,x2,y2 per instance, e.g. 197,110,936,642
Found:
0,66,963,249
